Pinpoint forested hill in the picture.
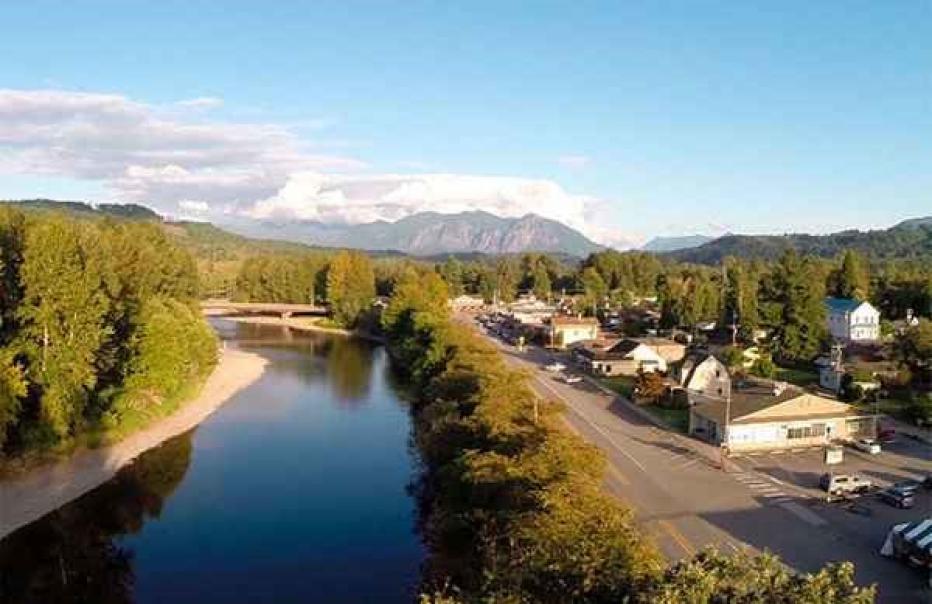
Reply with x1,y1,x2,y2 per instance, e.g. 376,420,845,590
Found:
4,198,162,221
667,217,932,264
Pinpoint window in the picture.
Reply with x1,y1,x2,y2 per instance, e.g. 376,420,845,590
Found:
787,424,825,439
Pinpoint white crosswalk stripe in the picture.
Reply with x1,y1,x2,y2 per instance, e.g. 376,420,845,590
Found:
732,472,792,505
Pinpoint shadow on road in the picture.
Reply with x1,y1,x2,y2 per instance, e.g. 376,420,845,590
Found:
698,506,925,603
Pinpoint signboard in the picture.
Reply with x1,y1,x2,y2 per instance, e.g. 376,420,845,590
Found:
824,445,843,465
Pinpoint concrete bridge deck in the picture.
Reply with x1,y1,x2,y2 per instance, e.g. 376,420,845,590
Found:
200,300,329,318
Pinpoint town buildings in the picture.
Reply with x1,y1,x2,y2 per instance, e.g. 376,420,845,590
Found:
573,337,686,376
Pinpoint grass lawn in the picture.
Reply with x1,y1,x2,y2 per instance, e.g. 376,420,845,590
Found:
641,405,690,433
854,396,912,423
600,375,635,398
596,374,689,433
775,366,819,387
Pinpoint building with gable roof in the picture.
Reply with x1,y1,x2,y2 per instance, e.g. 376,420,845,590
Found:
825,297,880,342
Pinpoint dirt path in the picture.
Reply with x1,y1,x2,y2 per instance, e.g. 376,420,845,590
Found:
0,348,268,540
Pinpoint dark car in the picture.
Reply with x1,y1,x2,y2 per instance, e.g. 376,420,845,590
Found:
878,486,915,509
892,480,921,495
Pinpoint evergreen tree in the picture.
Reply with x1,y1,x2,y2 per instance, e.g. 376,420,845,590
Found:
833,249,870,300
771,250,827,363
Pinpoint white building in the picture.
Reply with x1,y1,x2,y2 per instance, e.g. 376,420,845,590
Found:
546,316,599,349
689,381,878,453
676,353,731,400
574,337,684,376
825,297,880,342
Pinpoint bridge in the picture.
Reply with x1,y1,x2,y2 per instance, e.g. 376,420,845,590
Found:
200,300,330,319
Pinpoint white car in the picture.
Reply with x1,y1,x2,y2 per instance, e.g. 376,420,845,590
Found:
852,438,881,455
544,362,567,372
563,375,583,384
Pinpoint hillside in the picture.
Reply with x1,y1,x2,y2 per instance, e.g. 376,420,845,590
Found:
2,198,161,221
224,210,603,257
641,234,714,253
667,218,932,264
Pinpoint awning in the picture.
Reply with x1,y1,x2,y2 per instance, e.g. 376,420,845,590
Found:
893,519,932,555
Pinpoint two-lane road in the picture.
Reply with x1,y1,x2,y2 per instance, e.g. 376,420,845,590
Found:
473,325,927,602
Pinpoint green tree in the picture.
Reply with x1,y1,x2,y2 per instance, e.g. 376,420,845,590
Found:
531,261,552,300
751,354,777,379
326,251,376,327
122,297,217,404
438,257,465,297
0,349,26,450
580,267,607,314
641,549,874,604
833,249,870,300
894,318,932,387
771,250,827,363
17,220,110,438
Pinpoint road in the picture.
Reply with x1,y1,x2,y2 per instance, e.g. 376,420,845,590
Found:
472,321,929,603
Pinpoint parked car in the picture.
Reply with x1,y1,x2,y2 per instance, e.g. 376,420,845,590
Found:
852,438,881,455
878,486,915,509
892,480,921,495
563,375,583,384
544,362,567,372
878,427,896,443
820,473,873,496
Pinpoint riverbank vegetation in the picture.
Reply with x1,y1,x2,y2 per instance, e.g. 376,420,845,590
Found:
381,267,874,603
0,207,216,463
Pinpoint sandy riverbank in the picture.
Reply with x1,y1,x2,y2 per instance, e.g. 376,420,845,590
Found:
222,314,386,343
0,348,268,540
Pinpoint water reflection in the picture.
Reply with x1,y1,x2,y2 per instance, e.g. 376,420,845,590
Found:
224,321,375,407
0,434,193,603
0,322,421,603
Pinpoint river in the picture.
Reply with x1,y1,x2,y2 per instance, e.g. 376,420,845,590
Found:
0,320,424,603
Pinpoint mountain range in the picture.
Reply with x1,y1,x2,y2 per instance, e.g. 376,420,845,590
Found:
3,200,929,263
219,210,604,257
641,234,715,253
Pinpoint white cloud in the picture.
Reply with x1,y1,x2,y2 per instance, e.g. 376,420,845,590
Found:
174,96,224,110
0,88,632,248
0,88,364,210
242,172,632,246
557,154,591,169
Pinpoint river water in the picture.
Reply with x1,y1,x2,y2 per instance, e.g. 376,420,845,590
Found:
0,320,424,603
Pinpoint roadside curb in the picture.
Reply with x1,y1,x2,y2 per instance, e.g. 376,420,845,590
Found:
582,375,734,471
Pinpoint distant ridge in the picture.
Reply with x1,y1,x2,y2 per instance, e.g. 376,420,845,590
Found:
3,198,161,221
641,234,714,253
666,217,932,264
223,210,604,257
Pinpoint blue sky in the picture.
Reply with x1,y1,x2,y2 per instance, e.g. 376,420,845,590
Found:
0,1,928,244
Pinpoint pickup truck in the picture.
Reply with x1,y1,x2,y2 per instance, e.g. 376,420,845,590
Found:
820,473,873,496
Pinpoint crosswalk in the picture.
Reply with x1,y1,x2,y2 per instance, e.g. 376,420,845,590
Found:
732,472,794,505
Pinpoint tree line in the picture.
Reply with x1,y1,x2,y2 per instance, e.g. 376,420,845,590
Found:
379,266,873,603
0,208,216,458
434,248,931,361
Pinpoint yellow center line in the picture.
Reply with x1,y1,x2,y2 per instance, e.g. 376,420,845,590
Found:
658,519,695,556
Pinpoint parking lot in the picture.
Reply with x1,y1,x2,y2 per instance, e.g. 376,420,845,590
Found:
732,436,930,497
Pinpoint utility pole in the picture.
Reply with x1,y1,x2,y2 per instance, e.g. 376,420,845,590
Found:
721,371,732,472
